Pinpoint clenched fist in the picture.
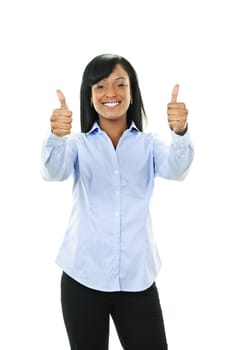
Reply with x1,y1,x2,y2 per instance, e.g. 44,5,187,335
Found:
50,90,73,137
167,84,188,135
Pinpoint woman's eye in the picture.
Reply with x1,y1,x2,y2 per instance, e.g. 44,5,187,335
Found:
96,84,105,90
116,83,126,88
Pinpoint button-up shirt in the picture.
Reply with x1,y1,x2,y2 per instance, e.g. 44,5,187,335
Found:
41,122,194,291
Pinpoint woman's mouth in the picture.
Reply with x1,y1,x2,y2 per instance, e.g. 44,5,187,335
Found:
103,101,120,108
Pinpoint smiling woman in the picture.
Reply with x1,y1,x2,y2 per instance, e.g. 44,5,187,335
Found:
41,53,194,350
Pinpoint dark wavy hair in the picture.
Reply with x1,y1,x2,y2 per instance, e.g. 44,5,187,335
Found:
80,54,147,132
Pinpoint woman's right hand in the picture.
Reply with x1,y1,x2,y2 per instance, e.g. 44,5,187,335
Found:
50,90,73,137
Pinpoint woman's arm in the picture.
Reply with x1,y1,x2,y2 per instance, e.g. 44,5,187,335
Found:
41,131,78,181
153,129,194,181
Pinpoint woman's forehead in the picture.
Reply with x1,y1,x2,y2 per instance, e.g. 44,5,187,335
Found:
101,64,129,81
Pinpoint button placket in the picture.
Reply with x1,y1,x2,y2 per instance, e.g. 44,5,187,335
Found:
113,166,121,224
111,154,122,285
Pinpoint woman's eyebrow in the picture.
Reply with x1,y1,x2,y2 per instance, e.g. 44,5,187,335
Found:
98,76,127,83
115,76,127,80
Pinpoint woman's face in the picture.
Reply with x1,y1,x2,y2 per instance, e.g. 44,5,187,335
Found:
91,64,131,123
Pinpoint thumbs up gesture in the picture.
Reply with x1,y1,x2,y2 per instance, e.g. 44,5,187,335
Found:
167,84,188,135
50,90,73,136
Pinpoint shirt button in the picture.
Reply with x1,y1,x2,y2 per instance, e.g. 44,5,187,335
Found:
115,212,120,217
115,191,120,195
114,170,119,175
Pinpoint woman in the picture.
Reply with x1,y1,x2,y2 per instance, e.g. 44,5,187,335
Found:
42,53,194,349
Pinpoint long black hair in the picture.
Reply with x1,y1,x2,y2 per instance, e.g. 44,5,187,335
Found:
80,54,147,132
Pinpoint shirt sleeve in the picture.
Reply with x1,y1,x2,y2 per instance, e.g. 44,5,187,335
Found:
41,130,78,181
153,128,194,180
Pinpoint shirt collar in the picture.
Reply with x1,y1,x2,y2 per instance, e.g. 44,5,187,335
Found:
86,122,100,135
86,121,139,135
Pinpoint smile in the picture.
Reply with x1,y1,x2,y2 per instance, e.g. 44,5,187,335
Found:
103,101,120,108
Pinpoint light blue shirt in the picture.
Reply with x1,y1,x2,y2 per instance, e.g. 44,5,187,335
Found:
41,122,194,292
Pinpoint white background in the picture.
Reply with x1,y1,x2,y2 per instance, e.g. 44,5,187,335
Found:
0,0,226,349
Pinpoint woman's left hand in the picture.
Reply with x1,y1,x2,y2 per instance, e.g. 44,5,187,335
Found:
167,84,188,135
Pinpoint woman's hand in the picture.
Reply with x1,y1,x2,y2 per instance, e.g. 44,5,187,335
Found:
50,90,73,137
167,84,188,135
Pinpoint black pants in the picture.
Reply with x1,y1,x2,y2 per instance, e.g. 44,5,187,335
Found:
61,272,168,350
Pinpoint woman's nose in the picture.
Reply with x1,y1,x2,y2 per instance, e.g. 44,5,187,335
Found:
105,86,116,97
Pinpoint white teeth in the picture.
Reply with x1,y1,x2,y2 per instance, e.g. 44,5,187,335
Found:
103,102,119,107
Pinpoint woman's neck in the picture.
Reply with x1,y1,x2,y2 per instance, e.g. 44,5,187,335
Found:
98,117,128,148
